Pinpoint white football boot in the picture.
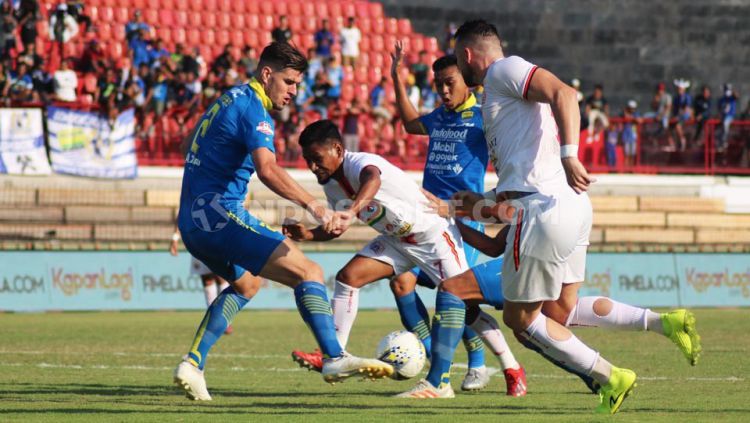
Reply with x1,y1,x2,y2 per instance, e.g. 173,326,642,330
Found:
321,352,394,383
461,366,491,391
395,379,455,399
173,360,212,401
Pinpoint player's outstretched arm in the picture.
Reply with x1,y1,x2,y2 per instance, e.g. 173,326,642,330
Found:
326,165,382,235
390,40,427,135
525,68,596,193
457,220,510,258
253,147,331,224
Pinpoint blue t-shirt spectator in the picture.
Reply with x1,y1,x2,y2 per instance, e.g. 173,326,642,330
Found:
326,65,343,99
370,84,385,108
314,29,334,58
129,37,150,68
719,93,737,118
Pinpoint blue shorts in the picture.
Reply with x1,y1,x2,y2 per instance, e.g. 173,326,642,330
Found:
180,207,285,282
412,220,483,289
472,257,504,308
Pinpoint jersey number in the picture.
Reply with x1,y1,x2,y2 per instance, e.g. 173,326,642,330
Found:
189,102,220,154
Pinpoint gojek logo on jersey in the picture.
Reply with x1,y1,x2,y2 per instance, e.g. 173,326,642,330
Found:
430,128,468,140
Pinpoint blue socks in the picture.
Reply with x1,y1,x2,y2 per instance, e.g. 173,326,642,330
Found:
426,291,465,388
294,281,343,359
462,326,486,369
187,286,249,370
394,290,432,359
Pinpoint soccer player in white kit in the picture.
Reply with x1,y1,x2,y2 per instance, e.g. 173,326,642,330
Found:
284,120,520,397
419,20,700,413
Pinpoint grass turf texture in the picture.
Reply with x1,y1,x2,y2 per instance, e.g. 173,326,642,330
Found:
1,309,748,422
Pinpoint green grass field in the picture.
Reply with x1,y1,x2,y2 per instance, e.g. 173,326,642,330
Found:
1,309,749,422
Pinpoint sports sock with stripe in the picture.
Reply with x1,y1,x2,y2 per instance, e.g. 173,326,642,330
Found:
567,296,663,334
294,281,344,359
331,280,359,348
426,291,465,389
462,325,486,369
187,286,249,370
394,290,432,359
469,310,519,370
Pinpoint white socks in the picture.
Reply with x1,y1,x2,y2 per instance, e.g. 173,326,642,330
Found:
331,281,360,348
219,280,230,294
203,284,218,307
567,296,663,334
523,313,605,382
469,310,520,370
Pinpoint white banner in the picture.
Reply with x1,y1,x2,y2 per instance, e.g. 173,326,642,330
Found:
47,106,138,179
0,108,52,175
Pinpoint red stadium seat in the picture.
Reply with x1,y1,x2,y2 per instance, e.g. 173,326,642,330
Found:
301,3,314,19
359,35,370,52
87,6,99,21
371,18,384,34
231,14,245,29
203,30,215,45
370,35,384,52
87,0,101,7
158,10,173,27
202,13,216,28
274,1,288,16
146,0,159,10
397,19,412,36
425,37,439,53
98,24,112,41
143,9,158,25
353,66,367,84
288,15,302,32
328,2,342,18
368,67,382,85
409,36,424,53
385,18,398,35
113,7,129,24
245,1,259,14
243,30,258,48
188,0,201,11
172,28,186,44
245,14,259,29
215,30,229,47
340,84,354,103
259,15,274,31
174,0,188,10
314,3,328,19
188,12,201,27
369,52,385,68
172,11,187,28
302,16,317,32
99,6,113,22
288,1,301,16
384,35,397,52
157,27,171,43
299,33,314,51
161,0,175,10
231,2,245,14
258,31,272,46
341,2,356,19
230,31,243,47
203,0,217,10
187,29,201,45
355,2,370,19
217,13,231,29
110,42,123,60
358,18,371,34
132,0,146,9
369,2,383,18
83,73,98,93
113,25,126,41
260,1,274,16
217,0,231,12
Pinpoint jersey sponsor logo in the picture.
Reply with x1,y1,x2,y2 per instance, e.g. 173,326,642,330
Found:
256,121,273,135
461,110,474,119
432,141,456,153
369,241,385,254
430,128,468,140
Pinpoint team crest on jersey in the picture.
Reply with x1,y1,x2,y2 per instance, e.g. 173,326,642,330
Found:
461,110,474,119
369,241,385,254
256,121,273,135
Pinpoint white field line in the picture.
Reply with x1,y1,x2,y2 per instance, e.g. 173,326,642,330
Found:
0,359,744,382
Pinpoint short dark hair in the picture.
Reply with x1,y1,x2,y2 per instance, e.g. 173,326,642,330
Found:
432,55,458,73
454,20,501,44
258,42,308,73
299,120,343,149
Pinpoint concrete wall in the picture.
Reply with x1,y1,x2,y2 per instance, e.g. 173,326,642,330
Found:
375,0,750,112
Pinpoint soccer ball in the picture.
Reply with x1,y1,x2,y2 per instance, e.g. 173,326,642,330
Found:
375,330,426,380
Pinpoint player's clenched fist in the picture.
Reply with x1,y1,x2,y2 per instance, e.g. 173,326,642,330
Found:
324,210,356,236
282,220,313,241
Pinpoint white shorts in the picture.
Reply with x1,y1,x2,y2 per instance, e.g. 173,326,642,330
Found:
190,256,213,276
357,220,468,286
502,189,592,303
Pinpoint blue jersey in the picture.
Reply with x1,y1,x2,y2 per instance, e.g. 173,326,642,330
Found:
178,79,275,231
418,93,487,200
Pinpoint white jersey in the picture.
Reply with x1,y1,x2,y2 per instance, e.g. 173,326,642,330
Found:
323,151,443,237
481,55,567,194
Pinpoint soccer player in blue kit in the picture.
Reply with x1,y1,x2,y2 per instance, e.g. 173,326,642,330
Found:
172,42,393,401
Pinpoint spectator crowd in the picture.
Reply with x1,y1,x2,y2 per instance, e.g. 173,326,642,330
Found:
1,3,749,167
